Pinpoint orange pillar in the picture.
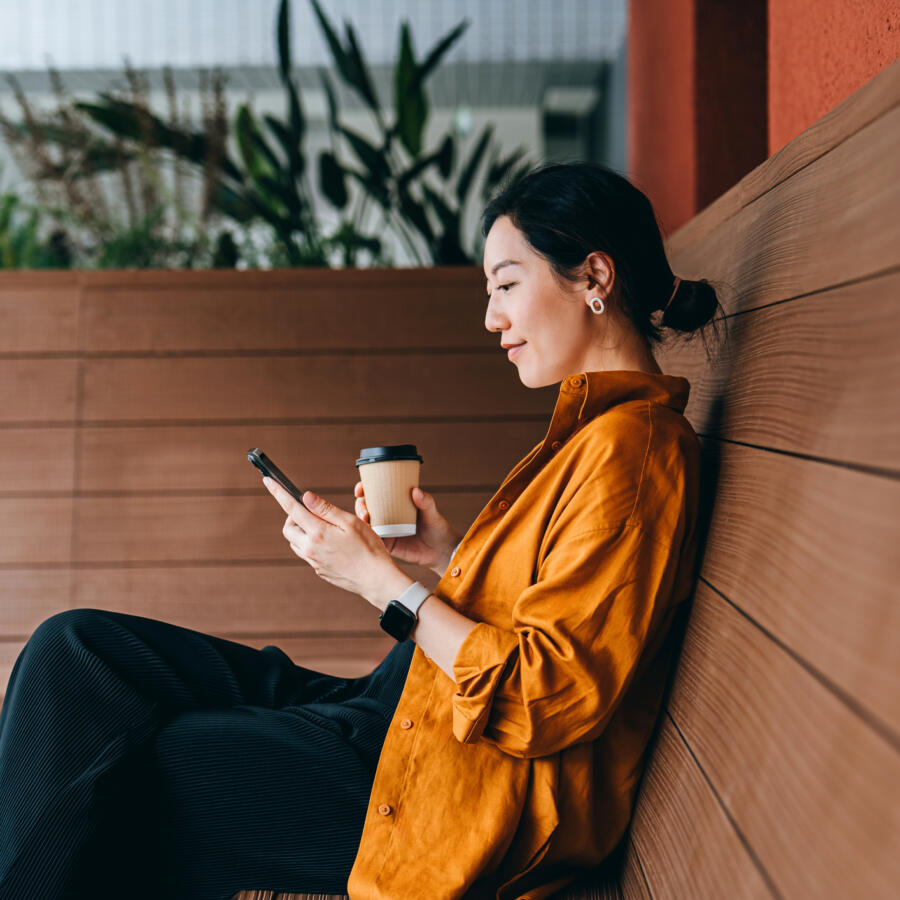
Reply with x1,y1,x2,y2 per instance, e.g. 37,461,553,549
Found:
627,0,767,234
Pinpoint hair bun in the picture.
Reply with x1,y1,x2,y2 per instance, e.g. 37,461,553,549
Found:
661,277,719,333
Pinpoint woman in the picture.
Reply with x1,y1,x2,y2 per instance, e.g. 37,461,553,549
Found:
0,161,722,900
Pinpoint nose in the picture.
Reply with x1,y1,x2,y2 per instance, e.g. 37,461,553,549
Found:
484,293,507,334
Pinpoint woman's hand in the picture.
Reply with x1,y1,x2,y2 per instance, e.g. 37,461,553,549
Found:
354,481,463,575
262,477,399,608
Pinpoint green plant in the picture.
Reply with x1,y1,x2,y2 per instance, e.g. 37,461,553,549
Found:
306,0,533,264
0,0,533,269
0,169,72,268
0,64,241,269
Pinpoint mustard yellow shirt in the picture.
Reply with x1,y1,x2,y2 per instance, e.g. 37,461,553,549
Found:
348,370,701,900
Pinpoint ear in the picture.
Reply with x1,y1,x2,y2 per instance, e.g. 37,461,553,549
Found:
584,250,615,295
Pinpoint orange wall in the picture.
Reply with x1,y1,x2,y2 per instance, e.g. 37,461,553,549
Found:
768,0,900,154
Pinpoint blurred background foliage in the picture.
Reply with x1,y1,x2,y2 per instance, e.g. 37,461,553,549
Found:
0,0,531,270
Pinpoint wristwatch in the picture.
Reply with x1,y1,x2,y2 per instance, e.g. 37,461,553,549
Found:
379,580,431,641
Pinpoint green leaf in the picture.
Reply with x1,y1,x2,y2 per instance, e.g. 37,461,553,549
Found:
394,23,428,158
308,0,351,82
285,75,306,150
75,97,244,183
277,0,292,83
208,182,257,222
397,182,434,242
343,22,381,117
436,133,455,179
318,151,348,209
346,167,390,210
408,20,469,96
263,115,306,181
338,124,390,186
235,104,274,183
485,145,528,194
317,68,340,132
456,123,493,206
422,184,458,235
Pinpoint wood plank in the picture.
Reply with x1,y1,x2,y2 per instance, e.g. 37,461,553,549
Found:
0,569,72,637
1,633,396,707
696,438,900,739
72,491,491,563
667,581,900,899
71,563,439,634
0,497,73,564
0,360,77,422
679,271,900,471
0,427,76,492
77,265,476,290
666,98,900,316
77,420,549,493
630,719,772,898
81,268,486,352
666,56,900,257
0,281,80,353
80,353,556,422
618,841,650,900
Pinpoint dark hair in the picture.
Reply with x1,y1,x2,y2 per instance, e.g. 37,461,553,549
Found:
481,161,728,358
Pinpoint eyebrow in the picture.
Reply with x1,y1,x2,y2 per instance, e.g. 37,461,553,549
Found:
484,259,521,292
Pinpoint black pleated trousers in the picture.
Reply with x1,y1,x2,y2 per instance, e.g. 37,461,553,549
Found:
0,607,414,900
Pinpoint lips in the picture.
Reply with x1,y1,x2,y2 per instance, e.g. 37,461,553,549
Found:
507,342,526,360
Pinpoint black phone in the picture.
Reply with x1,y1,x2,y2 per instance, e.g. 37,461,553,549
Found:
247,448,307,507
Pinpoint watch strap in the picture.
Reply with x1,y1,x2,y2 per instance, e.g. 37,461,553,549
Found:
391,580,431,616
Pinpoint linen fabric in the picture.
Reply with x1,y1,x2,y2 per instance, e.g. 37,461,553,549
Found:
347,369,701,900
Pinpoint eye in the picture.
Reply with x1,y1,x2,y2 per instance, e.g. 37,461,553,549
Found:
487,282,516,299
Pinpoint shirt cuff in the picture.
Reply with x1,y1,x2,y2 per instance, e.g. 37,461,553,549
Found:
450,540,462,562
451,621,519,744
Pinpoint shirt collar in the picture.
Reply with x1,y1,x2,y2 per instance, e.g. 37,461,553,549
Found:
557,369,691,424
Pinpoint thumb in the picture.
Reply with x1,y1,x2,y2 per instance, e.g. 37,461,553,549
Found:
412,486,435,514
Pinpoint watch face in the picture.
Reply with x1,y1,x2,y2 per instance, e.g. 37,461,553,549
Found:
380,600,416,640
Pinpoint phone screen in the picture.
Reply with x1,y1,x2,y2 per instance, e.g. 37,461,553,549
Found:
247,448,307,507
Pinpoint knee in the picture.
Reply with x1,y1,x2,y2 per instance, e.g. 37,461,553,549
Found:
27,607,114,657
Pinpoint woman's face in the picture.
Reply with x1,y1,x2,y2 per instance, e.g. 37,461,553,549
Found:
483,215,607,388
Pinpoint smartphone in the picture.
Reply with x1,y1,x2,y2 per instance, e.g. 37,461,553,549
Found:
247,448,307,507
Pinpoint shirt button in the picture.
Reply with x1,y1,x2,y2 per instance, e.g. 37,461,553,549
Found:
450,566,461,577
498,499,510,510
551,441,562,451
400,718,413,729
569,376,584,388
378,803,393,816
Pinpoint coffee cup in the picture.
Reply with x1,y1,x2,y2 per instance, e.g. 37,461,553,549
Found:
355,444,423,537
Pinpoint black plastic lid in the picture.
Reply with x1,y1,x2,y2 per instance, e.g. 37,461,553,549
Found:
356,444,423,466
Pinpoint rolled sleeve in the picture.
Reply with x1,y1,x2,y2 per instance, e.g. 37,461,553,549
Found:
451,621,519,744
451,522,676,759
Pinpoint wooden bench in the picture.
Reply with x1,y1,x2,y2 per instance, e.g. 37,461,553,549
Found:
229,56,900,900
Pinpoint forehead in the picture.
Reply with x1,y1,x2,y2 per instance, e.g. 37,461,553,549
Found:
483,216,530,276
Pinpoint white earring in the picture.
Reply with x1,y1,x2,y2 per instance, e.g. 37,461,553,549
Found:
587,296,605,315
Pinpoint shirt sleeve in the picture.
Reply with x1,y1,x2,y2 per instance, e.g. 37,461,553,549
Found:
450,521,677,759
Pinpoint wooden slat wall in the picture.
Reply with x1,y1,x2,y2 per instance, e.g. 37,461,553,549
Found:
621,56,900,899
0,266,557,702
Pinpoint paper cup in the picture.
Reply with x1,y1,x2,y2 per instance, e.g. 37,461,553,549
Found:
356,444,423,537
